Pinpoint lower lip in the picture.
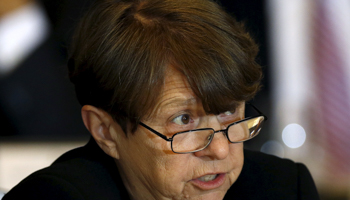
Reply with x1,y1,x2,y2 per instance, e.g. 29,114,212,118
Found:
191,173,226,190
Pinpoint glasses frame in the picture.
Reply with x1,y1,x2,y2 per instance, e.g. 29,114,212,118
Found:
139,103,267,153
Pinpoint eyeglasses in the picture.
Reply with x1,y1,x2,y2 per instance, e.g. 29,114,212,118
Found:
139,104,267,154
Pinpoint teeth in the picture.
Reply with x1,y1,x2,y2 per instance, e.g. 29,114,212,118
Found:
198,174,218,182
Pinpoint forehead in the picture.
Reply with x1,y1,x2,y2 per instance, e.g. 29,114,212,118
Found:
146,67,199,116
159,67,197,106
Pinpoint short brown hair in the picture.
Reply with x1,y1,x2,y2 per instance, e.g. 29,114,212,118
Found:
68,0,262,133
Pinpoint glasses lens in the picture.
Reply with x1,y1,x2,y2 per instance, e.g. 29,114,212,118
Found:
172,129,214,153
227,116,264,142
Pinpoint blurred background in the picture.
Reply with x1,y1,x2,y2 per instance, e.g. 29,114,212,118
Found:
0,0,349,199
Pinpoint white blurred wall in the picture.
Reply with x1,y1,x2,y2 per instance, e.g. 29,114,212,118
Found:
267,0,350,197
0,142,85,192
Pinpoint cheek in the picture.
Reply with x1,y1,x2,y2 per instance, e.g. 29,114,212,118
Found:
227,143,244,183
125,133,193,193
151,153,195,195
229,143,244,162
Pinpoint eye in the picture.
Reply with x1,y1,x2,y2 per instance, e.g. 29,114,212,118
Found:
224,111,234,115
221,109,236,116
218,109,239,125
172,114,191,125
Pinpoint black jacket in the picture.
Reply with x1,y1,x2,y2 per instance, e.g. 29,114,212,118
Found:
3,138,320,200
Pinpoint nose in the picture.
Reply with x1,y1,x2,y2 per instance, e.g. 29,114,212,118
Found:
194,118,230,160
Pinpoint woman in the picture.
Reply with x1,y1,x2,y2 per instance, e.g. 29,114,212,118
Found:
3,0,319,199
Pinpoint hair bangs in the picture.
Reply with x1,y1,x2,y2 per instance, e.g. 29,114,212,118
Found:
164,21,261,116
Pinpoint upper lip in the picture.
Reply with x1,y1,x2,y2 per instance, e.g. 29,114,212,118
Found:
192,172,226,180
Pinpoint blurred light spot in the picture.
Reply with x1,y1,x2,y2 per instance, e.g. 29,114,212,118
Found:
282,123,306,148
261,140,284,158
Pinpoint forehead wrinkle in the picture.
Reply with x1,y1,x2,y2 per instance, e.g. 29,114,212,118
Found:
158,96,197,109
147,90,198,121
144,96,198,123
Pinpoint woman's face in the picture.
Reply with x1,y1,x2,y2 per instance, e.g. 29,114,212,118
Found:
111,67,244,200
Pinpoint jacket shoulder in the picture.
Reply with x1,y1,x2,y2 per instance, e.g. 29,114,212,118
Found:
3,140,129,200
3,172,85,200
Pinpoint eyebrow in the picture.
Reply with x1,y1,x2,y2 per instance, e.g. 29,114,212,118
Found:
144,97,199,121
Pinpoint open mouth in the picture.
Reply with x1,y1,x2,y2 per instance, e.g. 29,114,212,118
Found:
198,174,218,182
191,173,226,190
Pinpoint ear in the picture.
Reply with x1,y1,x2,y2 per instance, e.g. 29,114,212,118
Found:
81,105,120,159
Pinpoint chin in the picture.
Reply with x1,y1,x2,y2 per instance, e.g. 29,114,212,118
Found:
179,183,230,200
190,190,228,200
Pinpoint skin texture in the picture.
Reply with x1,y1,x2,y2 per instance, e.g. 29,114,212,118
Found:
82,67,245,200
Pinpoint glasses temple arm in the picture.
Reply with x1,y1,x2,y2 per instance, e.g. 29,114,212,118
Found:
247,103,268,121
139,122,172,141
